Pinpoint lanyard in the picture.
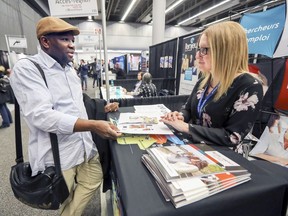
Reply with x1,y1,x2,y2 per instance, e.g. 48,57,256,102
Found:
197,84,219,118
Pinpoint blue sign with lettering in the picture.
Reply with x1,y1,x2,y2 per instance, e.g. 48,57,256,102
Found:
240,4,285,57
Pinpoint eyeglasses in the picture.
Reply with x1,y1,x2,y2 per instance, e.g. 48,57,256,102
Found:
196,47,209,56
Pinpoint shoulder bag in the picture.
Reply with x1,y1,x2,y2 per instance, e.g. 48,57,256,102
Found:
9,59,69,209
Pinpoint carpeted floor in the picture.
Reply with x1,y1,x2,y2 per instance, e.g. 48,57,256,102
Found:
0,77,111,216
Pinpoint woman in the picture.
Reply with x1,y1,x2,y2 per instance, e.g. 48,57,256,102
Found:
126,71,144,96
161,21,263,147
134,72,144,92
136,72,157,97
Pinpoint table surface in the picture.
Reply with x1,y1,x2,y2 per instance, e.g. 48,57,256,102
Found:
100,86,133,101
109,107,288,216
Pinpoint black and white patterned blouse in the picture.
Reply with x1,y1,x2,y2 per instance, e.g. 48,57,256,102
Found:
181,73,263,147
137,82,157,97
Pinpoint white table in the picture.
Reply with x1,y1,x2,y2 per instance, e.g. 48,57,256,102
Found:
100,86,133,101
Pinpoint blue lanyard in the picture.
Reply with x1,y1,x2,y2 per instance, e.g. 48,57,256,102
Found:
197,84,219,118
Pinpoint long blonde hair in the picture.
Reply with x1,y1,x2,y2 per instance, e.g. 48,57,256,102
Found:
199,21,249,100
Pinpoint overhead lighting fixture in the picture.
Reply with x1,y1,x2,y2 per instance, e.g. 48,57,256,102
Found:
203,0,269,28
165,0,185,14
87,16,93,21
178,0,231,25
121,0,137,21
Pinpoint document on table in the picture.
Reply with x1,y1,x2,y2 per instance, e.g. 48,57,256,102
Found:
134,104,171,116
117,112,173,135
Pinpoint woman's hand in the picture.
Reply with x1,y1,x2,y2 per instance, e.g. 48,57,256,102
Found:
161,111,184,121
161,118,189,133
104,102,119,113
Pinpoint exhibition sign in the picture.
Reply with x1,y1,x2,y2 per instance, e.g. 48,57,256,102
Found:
7,36,27,49
274,2,288,58
48,0,98,18
240,4,285,58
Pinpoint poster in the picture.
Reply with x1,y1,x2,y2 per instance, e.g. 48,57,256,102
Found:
179,34,201,95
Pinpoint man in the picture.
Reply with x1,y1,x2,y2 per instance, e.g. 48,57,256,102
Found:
90,58,101,88
10,16,121,216
113,62,126,79
78,59,89,90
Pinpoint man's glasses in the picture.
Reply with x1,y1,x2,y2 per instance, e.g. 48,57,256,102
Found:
197,47,209,56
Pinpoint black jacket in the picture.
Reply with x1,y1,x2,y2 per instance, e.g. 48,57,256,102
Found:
82,93,112,192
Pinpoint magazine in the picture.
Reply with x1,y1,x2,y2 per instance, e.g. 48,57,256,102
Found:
249,113,288,167
142,154,251,208
117,112,173,135
172,177,250,208
146,144,247,182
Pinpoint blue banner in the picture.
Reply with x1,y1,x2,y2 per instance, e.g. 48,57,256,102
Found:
240,4,285,57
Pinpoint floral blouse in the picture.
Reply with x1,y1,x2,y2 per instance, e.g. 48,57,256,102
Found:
181,73,263,147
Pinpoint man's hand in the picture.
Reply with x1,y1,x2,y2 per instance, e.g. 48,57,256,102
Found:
73,119,122,139
91,120,122,139
104,102,119,113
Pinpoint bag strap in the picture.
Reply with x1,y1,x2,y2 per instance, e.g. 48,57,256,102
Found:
14,58,62,176
14,99,23,163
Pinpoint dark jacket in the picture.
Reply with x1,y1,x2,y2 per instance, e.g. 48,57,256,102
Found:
82,93,111,192
113,68,126,79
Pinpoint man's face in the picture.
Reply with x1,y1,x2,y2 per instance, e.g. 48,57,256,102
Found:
42,32,75,66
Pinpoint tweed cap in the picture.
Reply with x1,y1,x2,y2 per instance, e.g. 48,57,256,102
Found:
36,16,80,39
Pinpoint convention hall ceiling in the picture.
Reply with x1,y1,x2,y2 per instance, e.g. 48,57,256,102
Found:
24,0,284,28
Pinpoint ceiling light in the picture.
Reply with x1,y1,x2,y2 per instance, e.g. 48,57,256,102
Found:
165,0,185,14
121,0,137,21
87,16,93,21
178,0,231,25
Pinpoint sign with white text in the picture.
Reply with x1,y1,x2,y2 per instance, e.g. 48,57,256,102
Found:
240,4,285,57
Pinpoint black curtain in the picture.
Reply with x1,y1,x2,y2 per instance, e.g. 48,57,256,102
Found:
149,38,178,79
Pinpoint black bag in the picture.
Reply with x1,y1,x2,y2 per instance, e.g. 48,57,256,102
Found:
10,59,69,209
0,77,9,93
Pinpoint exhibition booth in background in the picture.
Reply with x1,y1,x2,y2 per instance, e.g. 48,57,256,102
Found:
147,2,288,135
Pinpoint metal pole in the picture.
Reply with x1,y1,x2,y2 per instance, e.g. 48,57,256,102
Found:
99,30,103,86
5,35,12,69
101,0,110,101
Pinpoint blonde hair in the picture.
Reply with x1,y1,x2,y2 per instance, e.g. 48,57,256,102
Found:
199,21,249,100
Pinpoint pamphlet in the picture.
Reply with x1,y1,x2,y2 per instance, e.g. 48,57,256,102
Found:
117,112,173,135
146,143,247,182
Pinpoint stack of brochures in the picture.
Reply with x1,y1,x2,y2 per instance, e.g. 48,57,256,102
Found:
142,143,251,208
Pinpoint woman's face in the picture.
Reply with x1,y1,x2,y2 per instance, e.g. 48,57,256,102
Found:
137,73,142,81
196,34,211,73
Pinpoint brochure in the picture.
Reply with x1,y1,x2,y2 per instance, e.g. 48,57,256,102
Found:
117,112,173,135
142,152,251,208
146,143,247,182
